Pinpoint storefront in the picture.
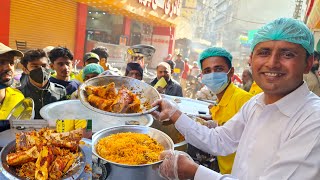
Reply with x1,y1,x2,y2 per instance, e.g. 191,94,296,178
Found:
80,0,181,68
305,0,320,51
0,0,181,68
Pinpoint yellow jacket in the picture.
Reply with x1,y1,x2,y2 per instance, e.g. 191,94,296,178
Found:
0,88,24,119
210,83,253,174
51,72,76,80
249,81,263,95
74,69,84,83
56,119,87,132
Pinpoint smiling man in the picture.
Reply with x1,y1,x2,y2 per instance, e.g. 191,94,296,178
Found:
0,43,24,119
152,18,320,180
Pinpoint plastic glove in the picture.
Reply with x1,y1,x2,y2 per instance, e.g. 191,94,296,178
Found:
151,99,179,122
159,150,198,180
203,120,218,129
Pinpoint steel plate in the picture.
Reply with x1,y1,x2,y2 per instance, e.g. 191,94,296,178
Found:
0,140,86,180
162,94,212,115
40,100,154,132
79,75,161,117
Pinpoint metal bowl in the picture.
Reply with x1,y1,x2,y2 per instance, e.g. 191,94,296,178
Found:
92,125,174,167
0,140,86,180
79,75,161,117
40,100,154,133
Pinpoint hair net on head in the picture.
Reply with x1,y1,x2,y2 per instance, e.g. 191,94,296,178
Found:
82,63,104,79
251,17,314,54
197,47,233,68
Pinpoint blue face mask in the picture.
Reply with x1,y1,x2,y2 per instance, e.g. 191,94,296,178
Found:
201,70,230,94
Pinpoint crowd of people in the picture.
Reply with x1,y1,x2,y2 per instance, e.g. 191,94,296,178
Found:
0,17,319,179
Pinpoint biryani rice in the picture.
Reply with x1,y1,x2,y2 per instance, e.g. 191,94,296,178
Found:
96,132,164,165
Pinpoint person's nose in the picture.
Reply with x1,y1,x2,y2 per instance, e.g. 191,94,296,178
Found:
265,53,281,69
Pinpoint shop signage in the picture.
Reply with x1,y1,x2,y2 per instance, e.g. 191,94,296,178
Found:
138,0,181,17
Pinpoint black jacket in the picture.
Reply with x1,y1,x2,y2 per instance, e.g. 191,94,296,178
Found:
150,78,183,97
18,79,67,119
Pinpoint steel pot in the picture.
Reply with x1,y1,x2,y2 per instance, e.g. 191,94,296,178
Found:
92,125,174,180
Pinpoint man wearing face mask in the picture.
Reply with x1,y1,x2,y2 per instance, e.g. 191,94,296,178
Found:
0,43,25,119
190,47,253,174
303,50,320,96
19,49,66,119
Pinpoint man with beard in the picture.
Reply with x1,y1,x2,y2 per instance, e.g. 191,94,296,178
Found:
304,50,320,96
49,47,80,99
19,49,66,119
0,43,24,119
241,69,253,92
150,62,183,97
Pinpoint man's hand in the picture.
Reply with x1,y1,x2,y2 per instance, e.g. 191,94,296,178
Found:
156,86,166,94
151,99,181,123
159,150,199,180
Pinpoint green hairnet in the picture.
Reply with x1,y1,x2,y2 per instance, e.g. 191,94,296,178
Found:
197,47,233,68
251,18,314,54
82,63,104,79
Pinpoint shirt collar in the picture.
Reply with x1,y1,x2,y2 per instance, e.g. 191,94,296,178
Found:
218,83,236,106
256,82,310,117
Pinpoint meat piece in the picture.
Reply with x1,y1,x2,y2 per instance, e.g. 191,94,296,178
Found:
85,82,116,99
111,87,133,113
7,146,39,166
35,146,54,180
16,131,41,152
88,94,114,111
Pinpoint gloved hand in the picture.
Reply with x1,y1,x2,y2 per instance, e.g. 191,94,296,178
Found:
151,99,180,122
203,120,218,129
159,150,198,180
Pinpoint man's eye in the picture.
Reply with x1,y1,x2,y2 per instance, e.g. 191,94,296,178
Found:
257,51,270,56
281,51,296,59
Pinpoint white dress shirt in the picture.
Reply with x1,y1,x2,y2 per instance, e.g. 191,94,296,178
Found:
175,82,320,180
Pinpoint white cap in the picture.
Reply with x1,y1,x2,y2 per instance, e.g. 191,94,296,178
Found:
157,62,171,73
0,43,23,57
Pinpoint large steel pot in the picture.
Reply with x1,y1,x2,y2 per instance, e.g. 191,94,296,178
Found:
0,140,86,180
92,125,174,180
151,120,187,152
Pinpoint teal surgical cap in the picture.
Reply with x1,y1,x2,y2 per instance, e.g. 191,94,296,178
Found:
197,47,233,68
83,63,104,79
251,17,314,54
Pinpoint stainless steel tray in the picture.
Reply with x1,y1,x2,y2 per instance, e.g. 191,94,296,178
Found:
79,75,161,117
40,100,154,133
92,125,174,167
162,94,212,115
0,140,86,180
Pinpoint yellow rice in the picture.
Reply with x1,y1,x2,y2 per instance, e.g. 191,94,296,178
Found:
96,132,164,165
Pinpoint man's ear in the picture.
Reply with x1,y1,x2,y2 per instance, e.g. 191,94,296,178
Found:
50,63,54,70
304,54,314,74
248,54,253,67
229,67,235,78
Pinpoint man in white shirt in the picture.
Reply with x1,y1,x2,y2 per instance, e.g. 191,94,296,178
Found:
152,17,320,180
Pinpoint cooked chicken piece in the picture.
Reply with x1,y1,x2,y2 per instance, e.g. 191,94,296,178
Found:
7,146,39,166
85,82,116,99
88,94,114,112
16,131,41,152
35,146,54,180
111,86,141,113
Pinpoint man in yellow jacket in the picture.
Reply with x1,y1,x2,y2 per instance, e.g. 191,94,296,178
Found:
198,47,253,174
0,43,24,119
249,81,263,95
